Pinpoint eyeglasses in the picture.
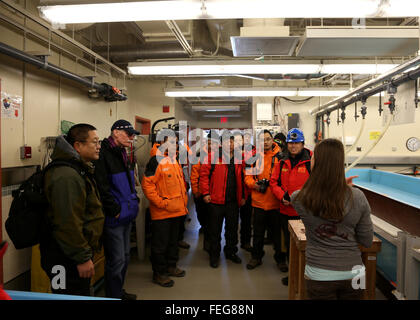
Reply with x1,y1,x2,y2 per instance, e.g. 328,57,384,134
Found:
79,139,101,146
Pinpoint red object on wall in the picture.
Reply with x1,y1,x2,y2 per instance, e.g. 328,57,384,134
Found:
162,105,170,113
0,79,3,286
220,117,227,123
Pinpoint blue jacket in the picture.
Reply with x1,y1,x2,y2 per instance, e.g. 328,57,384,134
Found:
94,137,139,227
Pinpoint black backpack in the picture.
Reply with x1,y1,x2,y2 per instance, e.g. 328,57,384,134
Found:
5,160,88,250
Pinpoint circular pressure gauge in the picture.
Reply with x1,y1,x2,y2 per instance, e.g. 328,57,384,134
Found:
406,137,420,152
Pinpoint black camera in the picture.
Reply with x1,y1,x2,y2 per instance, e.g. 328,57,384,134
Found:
256,179,270,193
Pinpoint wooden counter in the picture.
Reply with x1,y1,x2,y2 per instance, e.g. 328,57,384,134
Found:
288,219,382,300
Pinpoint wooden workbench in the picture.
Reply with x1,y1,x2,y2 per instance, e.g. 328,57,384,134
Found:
288,219,381,300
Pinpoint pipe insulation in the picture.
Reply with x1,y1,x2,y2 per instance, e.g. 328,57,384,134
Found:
0,41,126,101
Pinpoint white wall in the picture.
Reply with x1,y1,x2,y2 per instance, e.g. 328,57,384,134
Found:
253,95,420,168
0,18,185,283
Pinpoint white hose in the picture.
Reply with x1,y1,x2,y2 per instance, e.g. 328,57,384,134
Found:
345,118,366,155
345,114,393,173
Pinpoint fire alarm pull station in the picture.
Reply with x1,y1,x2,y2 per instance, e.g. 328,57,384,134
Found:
20,146,32,159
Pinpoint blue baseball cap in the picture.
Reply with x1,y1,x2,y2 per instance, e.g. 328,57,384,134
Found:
111,119,140,136
286,128,304,143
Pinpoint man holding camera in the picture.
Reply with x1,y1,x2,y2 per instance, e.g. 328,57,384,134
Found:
244,130,283,270
270,128,312,285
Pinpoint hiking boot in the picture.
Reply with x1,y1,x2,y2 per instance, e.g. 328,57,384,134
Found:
277,262,288,273
122,290,137,300
240,243,252,252
210,257,219,268
167,266,186,277
178,240,190,249
246,259,262,270
153,273,174,287
225,253,242,264
282,276,288,286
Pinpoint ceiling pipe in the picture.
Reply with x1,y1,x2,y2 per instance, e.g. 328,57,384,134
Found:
0,41,127,101
314,64,420,117
94,42,190,62
310,55,420,116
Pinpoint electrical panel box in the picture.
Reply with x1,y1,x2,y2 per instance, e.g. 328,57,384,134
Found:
20,146,32,159
287,113,300,130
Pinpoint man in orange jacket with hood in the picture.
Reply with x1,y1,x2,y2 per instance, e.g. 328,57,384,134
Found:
142,131,188,287
244,130,285,270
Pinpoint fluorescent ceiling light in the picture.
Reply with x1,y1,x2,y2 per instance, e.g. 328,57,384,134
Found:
128,61,399,76
322,64,398,74
39,1,202,24
166,88,348,97
128,62,320,76
39,0,418,25
191,106,241,112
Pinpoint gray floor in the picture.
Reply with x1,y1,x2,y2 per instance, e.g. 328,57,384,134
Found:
117,198,387,300
124,205,289,300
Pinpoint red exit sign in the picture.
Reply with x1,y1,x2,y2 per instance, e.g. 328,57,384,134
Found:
163,105,170,113
220,117,227,123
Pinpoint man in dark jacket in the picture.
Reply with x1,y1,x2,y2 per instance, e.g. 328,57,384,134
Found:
40,124,104,296
94,120,139,300
200,131,245,268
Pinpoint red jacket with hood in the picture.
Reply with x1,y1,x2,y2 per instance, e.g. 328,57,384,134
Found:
199,149,245,207
269,148,312,217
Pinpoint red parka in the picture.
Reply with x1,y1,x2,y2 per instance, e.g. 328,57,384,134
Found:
199,150,245,207
269,148,312,217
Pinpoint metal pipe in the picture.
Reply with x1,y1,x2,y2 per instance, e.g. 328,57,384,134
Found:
94,43,189,62
310,55,420,116
0,42,104,91
0,12,111,77
315,64,420,117
1,0,126,75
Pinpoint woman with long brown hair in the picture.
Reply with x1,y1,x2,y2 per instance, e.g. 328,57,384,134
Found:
291,138,373,300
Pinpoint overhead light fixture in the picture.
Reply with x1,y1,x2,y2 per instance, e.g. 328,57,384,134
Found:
128,61,321,76
322,64,398,74
39,0,418,25
128,61,399,76
166,88,349,97
191,106,241,112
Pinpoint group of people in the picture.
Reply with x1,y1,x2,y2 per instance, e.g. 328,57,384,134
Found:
143,126,373,299
40,118,374,300
40,120,139,300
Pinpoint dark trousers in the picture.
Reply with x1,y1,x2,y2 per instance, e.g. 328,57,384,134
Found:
251,208,286,263
178,215,186,241
305,279,363,300
240,197,252,246
195,196,210,250
195,196,207,231
208,202,239,259
278,213,301,262
103,221,132,299
151,216,183,275
41,242,92,297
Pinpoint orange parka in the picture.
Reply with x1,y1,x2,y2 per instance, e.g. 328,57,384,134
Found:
244,143,282,211
141,154,188,221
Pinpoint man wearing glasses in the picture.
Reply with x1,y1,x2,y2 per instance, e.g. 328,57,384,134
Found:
94,119,140,300
40,124,104,296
